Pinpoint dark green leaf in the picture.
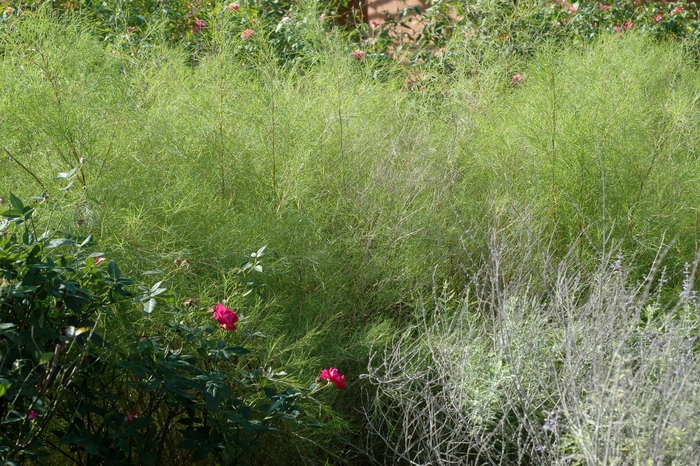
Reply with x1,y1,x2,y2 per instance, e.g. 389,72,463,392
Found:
176,438,201,450
9,192,24,212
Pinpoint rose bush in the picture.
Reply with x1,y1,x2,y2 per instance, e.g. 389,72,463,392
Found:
0,193,344,464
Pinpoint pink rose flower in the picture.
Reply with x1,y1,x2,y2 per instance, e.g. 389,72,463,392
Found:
227,2,240,11
569,6,578,13
352,49,365,60
126,411,137,425
213,304,238,331
28,410,37,420
320,13,326,20
241,29,254,40
672,7,684,15
193,19,207,34
601,4,610,10
654,15,664,22
129,26,137,32
511,74,522,86
624,21,634,30
613,25,621,31
320,367,346,390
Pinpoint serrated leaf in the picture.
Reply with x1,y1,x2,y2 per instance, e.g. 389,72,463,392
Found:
9,192,24,212
177,438,200,450
149,281,163,293
38,351,54,365
108,261,121,279
226,346,252,356
46,238,75,249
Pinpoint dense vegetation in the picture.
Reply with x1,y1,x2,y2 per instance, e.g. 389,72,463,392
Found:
3,1,700,464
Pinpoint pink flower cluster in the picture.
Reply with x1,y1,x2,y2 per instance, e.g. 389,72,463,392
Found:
511,74,522,86
241,29,254,40
320,367,346,390
227,2,240,11
352,49,365,60
213,304,238,331
126,411,137,425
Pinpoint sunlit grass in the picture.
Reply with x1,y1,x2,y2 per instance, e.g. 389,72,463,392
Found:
3,11,700,463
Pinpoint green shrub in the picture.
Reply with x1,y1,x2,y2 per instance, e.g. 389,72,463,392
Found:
0,195,343,464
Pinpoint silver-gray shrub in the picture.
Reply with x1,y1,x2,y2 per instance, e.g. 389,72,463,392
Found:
362,216,700,465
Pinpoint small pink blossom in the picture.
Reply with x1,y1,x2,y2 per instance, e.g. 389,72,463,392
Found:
624,21,634,30
94,257,106,265
613,25,621,31
227,2,240,11
193,19,207,34
28,410,37,420
126,411,136,425
654,15,664,22
672,7,685,15
511,74,522,86
320,367,346,390
370,20,380,27
601,4,610,10
569,5,578,13
128,26,137,32
213,304,238,331
352,49,365,60
241,28,254,40
320,13,326,20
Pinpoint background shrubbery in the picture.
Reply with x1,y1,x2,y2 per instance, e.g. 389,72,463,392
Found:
3,1,700,464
